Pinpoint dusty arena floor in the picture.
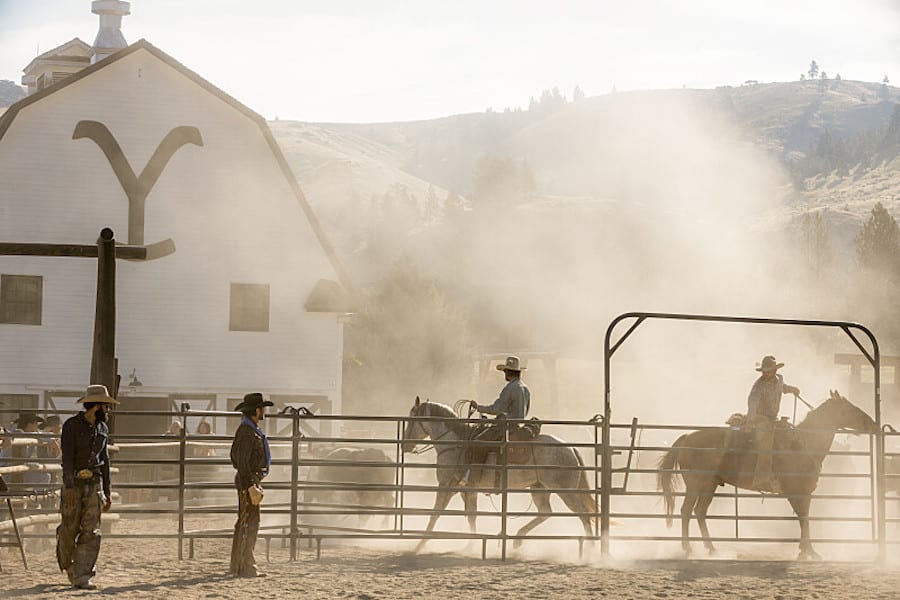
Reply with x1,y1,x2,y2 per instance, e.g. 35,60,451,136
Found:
3,520,900,600
4,546,900,600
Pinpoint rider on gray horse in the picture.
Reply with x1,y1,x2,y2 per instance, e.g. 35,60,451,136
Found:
460,356,531,487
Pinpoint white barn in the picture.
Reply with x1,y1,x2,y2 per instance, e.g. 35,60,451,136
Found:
0,8,353,434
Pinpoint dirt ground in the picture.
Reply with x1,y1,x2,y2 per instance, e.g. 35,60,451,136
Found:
3,518,900,599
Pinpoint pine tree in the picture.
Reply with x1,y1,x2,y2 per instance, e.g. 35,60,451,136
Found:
342,256,473,412
808,60,819,80
573,85,585,102
855,202,900,275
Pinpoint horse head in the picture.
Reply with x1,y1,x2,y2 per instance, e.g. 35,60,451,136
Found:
402,396,430,453
821,389,877,434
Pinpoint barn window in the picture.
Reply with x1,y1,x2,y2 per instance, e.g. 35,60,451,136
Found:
229,283,270,332
0,274,43,325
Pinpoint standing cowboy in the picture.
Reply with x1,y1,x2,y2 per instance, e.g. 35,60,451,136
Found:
747,355,800,493
57,384,119,590
461,356,531,487
229,392,272,578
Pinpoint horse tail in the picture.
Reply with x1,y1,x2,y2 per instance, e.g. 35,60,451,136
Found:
573,447,598,527
658,434,687,528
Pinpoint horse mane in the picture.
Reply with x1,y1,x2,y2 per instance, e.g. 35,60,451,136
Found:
420,401,471,437
795,396,843,432
796,405,826,430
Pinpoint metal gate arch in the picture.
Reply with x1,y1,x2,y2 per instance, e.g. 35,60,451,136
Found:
601,312,884,558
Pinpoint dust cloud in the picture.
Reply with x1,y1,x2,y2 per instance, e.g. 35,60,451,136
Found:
336,89,876,430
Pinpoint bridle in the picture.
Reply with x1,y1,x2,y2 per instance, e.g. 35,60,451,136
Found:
407,403,457,456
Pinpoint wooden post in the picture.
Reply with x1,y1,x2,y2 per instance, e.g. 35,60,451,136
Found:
0,229,174,436
90,228,117,395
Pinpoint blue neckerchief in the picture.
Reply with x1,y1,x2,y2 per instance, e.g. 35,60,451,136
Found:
241,416,271,476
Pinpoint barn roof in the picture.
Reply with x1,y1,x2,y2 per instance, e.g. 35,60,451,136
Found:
21,37,93,75
0,38,356,307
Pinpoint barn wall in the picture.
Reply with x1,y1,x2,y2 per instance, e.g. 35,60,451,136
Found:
0,49,345,402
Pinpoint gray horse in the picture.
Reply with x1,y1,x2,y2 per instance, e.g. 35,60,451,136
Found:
402,397,595,551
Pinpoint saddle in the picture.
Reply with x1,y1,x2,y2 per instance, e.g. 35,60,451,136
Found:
508,418,542,464
469,417,542,465
725,413,798,446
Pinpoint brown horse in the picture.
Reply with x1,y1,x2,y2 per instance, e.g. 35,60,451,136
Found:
657,390,876,559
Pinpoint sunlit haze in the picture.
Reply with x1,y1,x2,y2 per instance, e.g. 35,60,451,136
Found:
1,0,898,122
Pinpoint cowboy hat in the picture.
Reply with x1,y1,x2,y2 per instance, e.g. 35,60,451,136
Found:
77,384,120,404
13,412,44,428
235,392,274,413
496,356,526,372
756,355,784,373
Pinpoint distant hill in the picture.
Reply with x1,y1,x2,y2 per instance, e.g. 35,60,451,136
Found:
271,79,900,256
0,80,25,107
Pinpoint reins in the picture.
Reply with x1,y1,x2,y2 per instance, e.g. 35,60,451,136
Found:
408,427,455,455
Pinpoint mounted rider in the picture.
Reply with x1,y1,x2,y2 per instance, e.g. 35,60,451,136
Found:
460,356,531,487
747,355,800,493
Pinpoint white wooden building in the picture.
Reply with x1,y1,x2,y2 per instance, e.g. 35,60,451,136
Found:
0,5,353,434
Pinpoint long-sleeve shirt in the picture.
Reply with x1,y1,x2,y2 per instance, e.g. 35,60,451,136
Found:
747,374,797,420
61,412,111,495
230,422,269,489
478,377,531,420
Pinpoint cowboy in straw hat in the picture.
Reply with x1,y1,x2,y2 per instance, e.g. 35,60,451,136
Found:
57,384,118,589
229,392,273,578
460,356,532,487
747,355,800,494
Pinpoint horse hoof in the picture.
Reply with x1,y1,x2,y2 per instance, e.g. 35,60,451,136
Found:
797,549,821,561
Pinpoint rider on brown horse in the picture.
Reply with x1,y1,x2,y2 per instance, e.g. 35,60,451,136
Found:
460,356,531,487
747,355,800,493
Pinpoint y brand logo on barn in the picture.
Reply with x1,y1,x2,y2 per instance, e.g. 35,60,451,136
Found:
73,120,204,245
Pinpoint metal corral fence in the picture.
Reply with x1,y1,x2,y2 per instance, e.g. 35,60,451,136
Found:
2,404,894,563
606,420,879,556
603,312,889,561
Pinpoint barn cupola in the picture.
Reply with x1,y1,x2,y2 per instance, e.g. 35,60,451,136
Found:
91,0,131,64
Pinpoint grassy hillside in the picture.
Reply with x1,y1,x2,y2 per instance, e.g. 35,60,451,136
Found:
271,79,900,253
270,81,900,404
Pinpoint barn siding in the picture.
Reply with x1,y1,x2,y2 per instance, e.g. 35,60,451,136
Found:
0,48,345,407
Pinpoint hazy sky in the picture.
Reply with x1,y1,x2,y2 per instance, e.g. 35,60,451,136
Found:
1,0,898,122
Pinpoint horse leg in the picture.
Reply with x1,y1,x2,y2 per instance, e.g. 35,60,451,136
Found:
414,489,455,553
680,489,699,556
693,485,718,555
558,490,595,539
787,492,819,560
458,491,479,553
462,491,478,534
513,488,552,549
